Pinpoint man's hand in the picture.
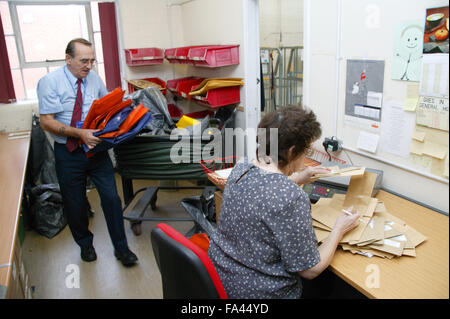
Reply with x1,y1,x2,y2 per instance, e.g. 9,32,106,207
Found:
289,166,331,185
78,129,102,150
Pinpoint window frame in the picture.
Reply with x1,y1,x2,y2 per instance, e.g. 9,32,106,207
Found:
7,1,102,100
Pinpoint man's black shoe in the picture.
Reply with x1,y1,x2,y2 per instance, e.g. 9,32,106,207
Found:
114,249,138,267
81,246,97,262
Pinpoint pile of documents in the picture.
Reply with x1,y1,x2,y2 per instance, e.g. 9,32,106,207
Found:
311,171,427,259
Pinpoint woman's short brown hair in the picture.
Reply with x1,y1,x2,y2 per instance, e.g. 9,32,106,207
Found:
256,105,321,168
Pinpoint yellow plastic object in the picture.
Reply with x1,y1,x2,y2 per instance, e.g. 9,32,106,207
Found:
176,115,200,129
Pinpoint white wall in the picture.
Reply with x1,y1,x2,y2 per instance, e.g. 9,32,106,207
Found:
259,0,304,47
304,0,449,213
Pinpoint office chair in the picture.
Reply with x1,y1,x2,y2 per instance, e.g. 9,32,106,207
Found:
151,223,227,299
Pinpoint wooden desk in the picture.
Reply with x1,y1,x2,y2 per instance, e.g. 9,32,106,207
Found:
208,174,449,299
330,190,448,299
0,132,31,299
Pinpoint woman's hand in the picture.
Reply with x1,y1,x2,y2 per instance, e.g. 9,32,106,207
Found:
289,166,331,185
333,207,360,238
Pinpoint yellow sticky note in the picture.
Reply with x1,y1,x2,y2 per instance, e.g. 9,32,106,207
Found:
412,129,426,142
404,84,420,112
404,97,419,111
422,141,447,160
410,140,424,155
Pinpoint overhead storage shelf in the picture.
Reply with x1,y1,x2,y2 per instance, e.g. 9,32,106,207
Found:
164,45,239,68
124,48,164,66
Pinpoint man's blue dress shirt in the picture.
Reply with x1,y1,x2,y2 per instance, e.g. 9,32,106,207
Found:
37,65,108,144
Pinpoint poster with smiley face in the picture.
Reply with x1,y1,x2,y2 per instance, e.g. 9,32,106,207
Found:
392,21,423,82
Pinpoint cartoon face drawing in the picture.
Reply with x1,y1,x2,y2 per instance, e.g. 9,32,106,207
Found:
401,26,423,51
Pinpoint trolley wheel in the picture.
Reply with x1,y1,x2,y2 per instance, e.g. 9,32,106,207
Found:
130,221,142,236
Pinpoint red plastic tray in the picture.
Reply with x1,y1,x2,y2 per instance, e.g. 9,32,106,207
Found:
177,78,205,99
188,45,239,67
124,48,164,66
192,86,240,108
165,45,239,67
167,77,197,93
128,77,167,95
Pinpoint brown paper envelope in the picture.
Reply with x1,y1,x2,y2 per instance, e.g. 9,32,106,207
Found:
340,216,370,243
344,195,378,217
402,248,417,257
314,228,331,243
369,238,405,256
312,220,332,231
355,239,378,246
311,204,342,229
312,197,333,208
330,194,346,209
404,226,427,247
375,201,387,213
357,247,396,259
384,222,404,239
377,211,407,227
389,234,415,249
311,166,365,180
355,215,385,244
345,171,378,199
340,245,395,259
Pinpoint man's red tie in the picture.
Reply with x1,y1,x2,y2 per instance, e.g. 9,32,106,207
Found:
66,78,83,152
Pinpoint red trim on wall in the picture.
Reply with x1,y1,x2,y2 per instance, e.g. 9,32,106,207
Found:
98,2,121,91
0,15,16,103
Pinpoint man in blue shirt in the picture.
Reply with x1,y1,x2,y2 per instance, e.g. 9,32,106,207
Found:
37,38,138,267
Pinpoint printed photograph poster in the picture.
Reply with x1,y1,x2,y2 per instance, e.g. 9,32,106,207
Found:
423,6,449,54
345,60,385,122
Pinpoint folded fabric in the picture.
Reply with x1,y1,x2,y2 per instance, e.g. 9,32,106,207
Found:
82,106,153,154
91,99,133,131
98,104,149,138
82,87,125,130
189,78,244,96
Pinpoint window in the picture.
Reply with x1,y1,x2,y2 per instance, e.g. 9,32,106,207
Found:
0,1,105,101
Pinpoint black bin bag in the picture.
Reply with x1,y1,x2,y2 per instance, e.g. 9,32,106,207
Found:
29,184,67,239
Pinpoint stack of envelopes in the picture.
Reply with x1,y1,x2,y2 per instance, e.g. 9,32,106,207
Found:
311,171,427,259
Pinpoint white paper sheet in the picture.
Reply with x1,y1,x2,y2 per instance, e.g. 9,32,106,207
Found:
357,131,380,153
420,54,449,98
380,101,416,157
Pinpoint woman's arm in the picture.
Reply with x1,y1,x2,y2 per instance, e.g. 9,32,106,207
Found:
298,210,360,280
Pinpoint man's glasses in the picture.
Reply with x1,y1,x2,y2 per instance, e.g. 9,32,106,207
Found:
78,58,96,65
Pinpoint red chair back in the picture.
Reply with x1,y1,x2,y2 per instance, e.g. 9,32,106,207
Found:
151,223,227,299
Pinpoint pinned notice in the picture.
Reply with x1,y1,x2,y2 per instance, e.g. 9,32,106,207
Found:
416,96,449,131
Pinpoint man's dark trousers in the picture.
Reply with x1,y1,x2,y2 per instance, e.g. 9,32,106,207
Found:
54,142,128,252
